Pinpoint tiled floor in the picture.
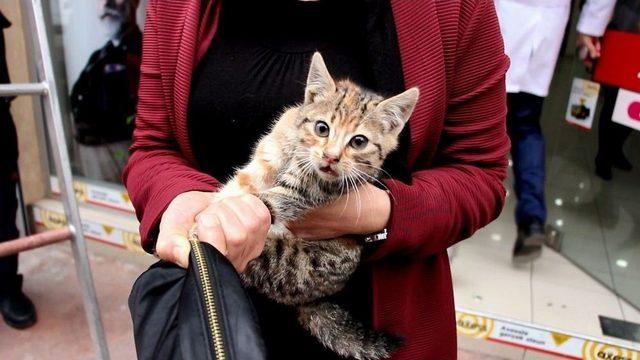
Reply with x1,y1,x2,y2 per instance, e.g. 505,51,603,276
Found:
0,241,524,360
451,172,640,349
0,242,154,359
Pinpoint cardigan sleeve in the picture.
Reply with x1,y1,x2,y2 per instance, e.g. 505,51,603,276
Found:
370,0,510,261
122,0,220,252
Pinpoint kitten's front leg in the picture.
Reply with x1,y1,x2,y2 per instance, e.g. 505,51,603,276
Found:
258,185,309,224
219,136,285,198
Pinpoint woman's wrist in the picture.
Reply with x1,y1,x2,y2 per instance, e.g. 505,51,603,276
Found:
349,184,391,235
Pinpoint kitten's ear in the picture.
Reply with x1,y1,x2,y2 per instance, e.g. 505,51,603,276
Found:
305,52,336,104
375,87,419,134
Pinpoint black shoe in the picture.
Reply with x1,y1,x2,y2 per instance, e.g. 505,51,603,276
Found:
513,219,546,264
595,156,613,181
612,154,633,171
0,275,37,329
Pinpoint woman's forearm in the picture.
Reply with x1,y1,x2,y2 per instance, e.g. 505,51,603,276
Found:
287,183,390,240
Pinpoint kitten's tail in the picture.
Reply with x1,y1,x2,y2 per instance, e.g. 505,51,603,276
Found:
298,302,402,360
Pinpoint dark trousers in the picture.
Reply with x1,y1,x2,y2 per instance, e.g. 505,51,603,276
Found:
507,92,547,226
0,172,19,293
597,85,632,162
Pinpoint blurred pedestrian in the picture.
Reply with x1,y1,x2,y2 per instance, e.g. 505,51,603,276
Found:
0,10,37,329
495,0,616,262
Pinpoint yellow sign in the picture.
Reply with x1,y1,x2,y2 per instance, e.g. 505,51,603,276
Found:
41,209,67,229
582,341,639,360
123,231,146,254
102,225,114,235
456,313,494,339
551,332,571,347
121,192,131,204
73,181,88,202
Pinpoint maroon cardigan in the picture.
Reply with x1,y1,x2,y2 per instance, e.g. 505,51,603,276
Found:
123,0,510,358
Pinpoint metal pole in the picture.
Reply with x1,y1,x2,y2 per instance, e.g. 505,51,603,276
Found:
0,227,72,257
0,82,47,96
23,1,110,358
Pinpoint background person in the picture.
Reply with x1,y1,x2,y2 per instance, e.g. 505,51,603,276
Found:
594,0,640,181
495,0,616,262
0,10,36,330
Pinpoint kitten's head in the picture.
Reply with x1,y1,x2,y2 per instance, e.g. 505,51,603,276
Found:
295,52,419,184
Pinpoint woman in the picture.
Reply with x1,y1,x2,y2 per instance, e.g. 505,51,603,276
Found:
123,0,510,358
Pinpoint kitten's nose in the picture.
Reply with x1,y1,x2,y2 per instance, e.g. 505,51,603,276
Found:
323,153,340,164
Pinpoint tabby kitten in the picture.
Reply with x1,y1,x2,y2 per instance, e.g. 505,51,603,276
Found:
213,53,419,360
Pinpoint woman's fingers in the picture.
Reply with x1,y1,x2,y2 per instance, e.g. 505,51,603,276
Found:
156,228,191,268
156,191,217,267
158,192,270,272
240,194,271,259
196,194,270,272
195,212,228,255
225,195,270,268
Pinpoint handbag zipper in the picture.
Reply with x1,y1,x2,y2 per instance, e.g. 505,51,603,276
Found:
190,240,227,360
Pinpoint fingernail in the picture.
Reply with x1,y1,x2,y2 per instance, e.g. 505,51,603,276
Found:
173,238,190,268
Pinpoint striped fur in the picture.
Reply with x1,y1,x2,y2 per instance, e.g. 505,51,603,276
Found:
215,53,418,360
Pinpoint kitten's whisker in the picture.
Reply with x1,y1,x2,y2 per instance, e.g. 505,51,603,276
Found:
342,176,351,217
358,163,394,179
338,175,349,218
356,164,400,201
348,174,362,226
354,171,375,217
352,167,398,205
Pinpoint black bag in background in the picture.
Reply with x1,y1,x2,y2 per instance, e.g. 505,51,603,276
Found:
70,27,141,145
129,241,266,360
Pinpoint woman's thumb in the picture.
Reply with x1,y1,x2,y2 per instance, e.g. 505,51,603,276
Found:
156,230,191,268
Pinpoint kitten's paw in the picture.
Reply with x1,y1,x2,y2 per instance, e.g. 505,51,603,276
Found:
267,223,295,240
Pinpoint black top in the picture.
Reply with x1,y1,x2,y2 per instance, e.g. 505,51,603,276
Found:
188,1,407,358
0,10,17,177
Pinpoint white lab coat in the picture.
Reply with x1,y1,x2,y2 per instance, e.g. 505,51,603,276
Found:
495,0,616,97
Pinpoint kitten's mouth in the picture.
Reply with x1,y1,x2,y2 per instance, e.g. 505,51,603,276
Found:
319,165,338,177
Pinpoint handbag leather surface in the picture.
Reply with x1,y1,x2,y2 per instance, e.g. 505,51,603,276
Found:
129,241,266,360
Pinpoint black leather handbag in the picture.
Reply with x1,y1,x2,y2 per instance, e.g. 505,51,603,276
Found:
129,241,266,360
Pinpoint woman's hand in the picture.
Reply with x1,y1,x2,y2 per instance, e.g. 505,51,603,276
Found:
156,191,271,272
577,33,602,59
577,33,601,70
287,183,391,240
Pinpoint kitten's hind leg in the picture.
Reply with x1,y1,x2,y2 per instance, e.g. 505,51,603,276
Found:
241,237,362,305
298,302,403,360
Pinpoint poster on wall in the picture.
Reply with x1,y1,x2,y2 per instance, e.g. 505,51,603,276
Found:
612,88,640,132
565,78,600,130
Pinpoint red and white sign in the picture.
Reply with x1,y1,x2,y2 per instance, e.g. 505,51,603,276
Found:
612,89,640,132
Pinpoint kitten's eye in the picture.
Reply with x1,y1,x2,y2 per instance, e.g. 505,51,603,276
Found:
314,121,330,137
349,135,369,150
